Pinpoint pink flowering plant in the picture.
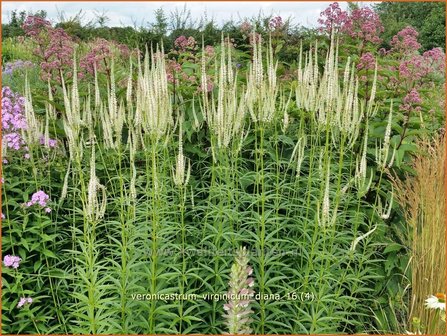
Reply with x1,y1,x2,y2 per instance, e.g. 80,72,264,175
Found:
167,35,201,89
22,16,75,83
318,3,383,45
79,37,131,80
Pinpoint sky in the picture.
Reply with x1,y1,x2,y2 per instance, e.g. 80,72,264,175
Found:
1,1,351,28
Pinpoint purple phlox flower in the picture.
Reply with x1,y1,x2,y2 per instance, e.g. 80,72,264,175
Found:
17,297,33,308
26,190,50,208
3,255,21,269
2,60,34,76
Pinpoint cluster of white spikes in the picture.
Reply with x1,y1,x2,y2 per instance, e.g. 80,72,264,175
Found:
296,35,377,148
201,36,247,153
245,34,279,124
135,46,173,141
172,120,191,187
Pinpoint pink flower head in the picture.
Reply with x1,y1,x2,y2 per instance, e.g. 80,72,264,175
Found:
397,54,436,82
343,7,384,44
1,88,29,155
3,255,21,269
17,297,33,308
319,3,383,44
318,2,349,33
80,38,130,76
38,27,74,82
423,47,446,74
390,26,421,54
357,52,376,70
403,88,422,105
22,15,51,37
400,88,423,111
204,45,215,57
3,133,26,151
166,59,183,84
174,35,197,51
269,16,283,30
26,190,50,208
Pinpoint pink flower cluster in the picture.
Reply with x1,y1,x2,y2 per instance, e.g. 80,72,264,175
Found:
23,16,74,82
400,88,422,112
22,16,51,36
240,21,252,35
4,133,26,151
318,3,383,44
174,36,197,51
403,88,422,105
269,16,284,30
80,38,130,76
40,28,74,82
343,7,384,44
398,48,445,83
423,47,446,74
357,52,376,70
391,27,422,57
166,59,197,85
26,190,51,212
390,26,421,54
17,297,33,308
398,56,425,80
423,47,445,63
317,2,350,33
3,255,21,269
204,45,215,57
